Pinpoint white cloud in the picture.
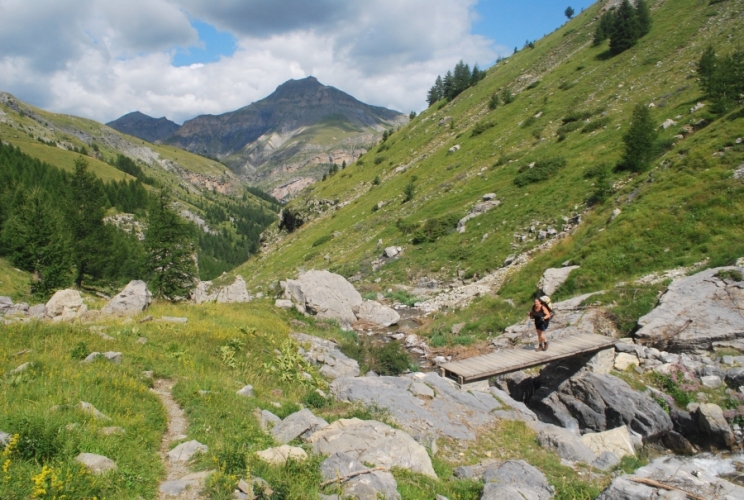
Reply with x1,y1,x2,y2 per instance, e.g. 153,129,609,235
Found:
0,0,506,124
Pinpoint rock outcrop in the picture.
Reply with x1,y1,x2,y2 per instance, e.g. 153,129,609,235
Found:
192,275,252,304
481,460,554,500
538,266,580,296
271,408,328,444
457,197,500,233
635,266,744,351
292,333,360,379
101,280,151,316
320,452,401,500
353,300,400,327
45,289,86,322
283,271,363,328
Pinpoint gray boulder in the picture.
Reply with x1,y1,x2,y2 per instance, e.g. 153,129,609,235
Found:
100,280,151,316
193,275,252,304
256,445,307,465
272,408,328,443
353,300,400,327
254,408,281,431
293,333,360,379
75,453,117,475
306,418,436,478
635,266,744,351
167,440,207,462
533,423,596,463
285,270,363,329
598,455,744,499
28,304,46,319
481,460,553,500
0,296,12,314
159,471,213,497
45,289,85,321
236,385,254,397
457,199,500,233
320,452,401,500
538,266,580,296
694,403,735,449
725,367,744,388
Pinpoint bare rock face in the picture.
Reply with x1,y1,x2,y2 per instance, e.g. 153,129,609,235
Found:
306,418,436,478
320,452,401,500
538,266,580,296
101,280,151,316
193,275,252,304
353,300,400,327
457,199,500,233
271,408,328,444
284,270,362,329
481,461,553,500
45,289,86,321
636,266,744,351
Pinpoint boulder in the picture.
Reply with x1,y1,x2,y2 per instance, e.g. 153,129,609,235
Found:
236,385,254,397
0,296,12,314
694,403,735,449
353,300,400,327
592,451,621,471
275,299,294,309
580,426,635,459
320,452,401,500
285,270,362,328
272,408,328,443
635,266,744,351
293,333,360,379
100,280,151,316
597,455,744,500
481,460,553,500
457,199,500,233
614,353,640,371
383,246,401,258
216,276,252,303
537,266,580,296
725,367,744,388
534,423,596,463
45,289,85,321
159,471,213,496
254,408,281,431
306,418,436,478
75,453,117,475
256,445,307,465
167,440,207,462
79,401,110,420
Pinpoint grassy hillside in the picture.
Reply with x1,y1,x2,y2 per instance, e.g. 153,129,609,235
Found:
0,258,30,302
236,0,744,308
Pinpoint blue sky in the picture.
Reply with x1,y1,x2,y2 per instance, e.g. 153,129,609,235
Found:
173,21,237,67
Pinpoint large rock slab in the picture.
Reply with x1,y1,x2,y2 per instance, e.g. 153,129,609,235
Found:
598,455,744,499
293,333,360,379
331,372,509,441
580,426,636,459
481,460,553,500
167,440,207,462
256,445,307,465
635,266,744,351
306,418,436,478
538,266,580,296
353,300,400,327
45,289,85,321
285,270,363,328
101,280,151,316
533,422,596,463
320,452,401,500
75,453,117,475
271,408,328,443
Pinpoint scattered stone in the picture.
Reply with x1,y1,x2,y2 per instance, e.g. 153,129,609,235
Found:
159,471,213,496
451,323,466,335
534,423,596,463
662,430,696,455
9,362,32,375
354,300,400,327
161,316,188,323
168,440,208,462
448,144,460,153
99,426,126,436
481,460,553,500
457,198,500,233
408,382,435,399
100,280,151,316
660,118,677,129
592,451,621,471
636,266,744,351
292,333,360,379
136,337,148,344
275,299,294,308
383,246,402,258
614,353,640,371
254,408,282,431
193,276,252,304
83,352,102,363
701,375,722,388
272,408,328,443
307,418,436,478
483,193,497,200
28,304,46,319
236,385,254,397
690,102,705,113
103,352,122,363
256,445,307,465
79,401,110,420
320,452,401,500
75,453,117,475
537,266,580,296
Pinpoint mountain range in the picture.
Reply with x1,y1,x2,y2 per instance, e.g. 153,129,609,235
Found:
107,77,407,200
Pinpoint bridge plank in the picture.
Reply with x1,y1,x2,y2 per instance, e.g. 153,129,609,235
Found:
440,333,615,383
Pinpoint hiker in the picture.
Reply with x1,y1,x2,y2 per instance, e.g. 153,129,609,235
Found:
529,297,552,351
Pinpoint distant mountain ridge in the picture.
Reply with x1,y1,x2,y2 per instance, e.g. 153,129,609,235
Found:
106,111,180,143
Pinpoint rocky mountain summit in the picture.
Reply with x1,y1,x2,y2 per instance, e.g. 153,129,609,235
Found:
105,111,180,143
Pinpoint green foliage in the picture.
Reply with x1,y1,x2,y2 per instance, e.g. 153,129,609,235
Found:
716,269,743,281
302,390,329,409
145,189,198,300
514,157,568,187
584,163,614,205
471,120,496,137
651,372,694,406
565,6,575,19
384,290,418,307
618,104,658,172
278,208,302,233
426,60,487,106
69,341,88,360
409,111,417,120
396,218,419,235
403,177,417,203
488,93,501,110
502,88,515,104
581,116,611,133
610,0,642,55
311,234,333,247
526,80,541,90
412,214,459,244
697,46,744,114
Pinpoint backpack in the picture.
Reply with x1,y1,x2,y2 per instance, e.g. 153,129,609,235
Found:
539,295,554,314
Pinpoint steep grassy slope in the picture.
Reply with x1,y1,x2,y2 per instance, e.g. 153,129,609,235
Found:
237,0,744,306
0,258,30,302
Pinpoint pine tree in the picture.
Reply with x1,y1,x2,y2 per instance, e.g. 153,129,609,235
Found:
610,0,641,55
1,188,71,296
697,46,718,96
636,0,652,36
453,60,472,97
593,10,616,46
442,71,455,100
565,6,575,19
145,189,197,300
619,104,658,172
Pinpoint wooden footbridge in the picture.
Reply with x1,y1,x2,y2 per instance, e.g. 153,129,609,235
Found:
439,333,616,388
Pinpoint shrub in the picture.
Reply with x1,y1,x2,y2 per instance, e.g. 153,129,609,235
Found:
374,156,385,165
526,80,541,90
372,175,381,185
562,110,593,124
716,269,743,282
70,341,88,360
556,121,583,136
311,235,333,247
403,178,416,203
514,157,567,187
370,341,412,375
471,120,495,137
396,218,419,234
412,214,459,244
303,390,329,409
488,93,501,110
502,88,515,104
558,80,576,91
581,116,611,133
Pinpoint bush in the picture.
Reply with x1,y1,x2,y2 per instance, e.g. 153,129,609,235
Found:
502,89,515,104
372,175,381,185
70,341,88,360
396,218,420,235
471,120,495,137
526,80,541,90
303,390,329,409
716,269,743,282
562,111,593,124
556,121,583,136
370,341,412,375
581,116,611,133
514,157,567,187
412,214,459,244
488,93,500,110
403,178,416,203
311,235,333,247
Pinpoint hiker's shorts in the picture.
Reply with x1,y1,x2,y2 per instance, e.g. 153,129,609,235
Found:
535,319,550,332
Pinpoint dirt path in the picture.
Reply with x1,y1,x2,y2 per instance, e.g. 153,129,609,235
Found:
152,379,208,500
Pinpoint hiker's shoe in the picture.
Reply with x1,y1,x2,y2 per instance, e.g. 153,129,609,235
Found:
543,341,549,351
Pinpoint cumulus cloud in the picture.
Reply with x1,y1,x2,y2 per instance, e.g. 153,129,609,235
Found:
0,0,505,124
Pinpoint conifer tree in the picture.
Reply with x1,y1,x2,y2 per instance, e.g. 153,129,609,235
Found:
565,6,575,19
697,45,718,96
619,104,658,172
593,10,616,46
636,0,652,37
1,188,71,296
610,0,641,55
145,189,197,300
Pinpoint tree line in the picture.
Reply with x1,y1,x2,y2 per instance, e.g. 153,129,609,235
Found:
426,60,487,107
593,0,651,55
698,46,744,115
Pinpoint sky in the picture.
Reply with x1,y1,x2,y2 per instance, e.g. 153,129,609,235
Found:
0,0,597,125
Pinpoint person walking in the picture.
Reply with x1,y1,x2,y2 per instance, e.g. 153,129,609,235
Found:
529,297,552,351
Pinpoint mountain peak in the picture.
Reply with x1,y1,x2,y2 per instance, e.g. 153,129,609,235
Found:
107,111,180,143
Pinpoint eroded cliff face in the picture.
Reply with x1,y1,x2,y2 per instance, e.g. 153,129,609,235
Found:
165,77,406,191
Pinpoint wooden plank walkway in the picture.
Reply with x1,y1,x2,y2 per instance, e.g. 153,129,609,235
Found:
439,333,616,386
